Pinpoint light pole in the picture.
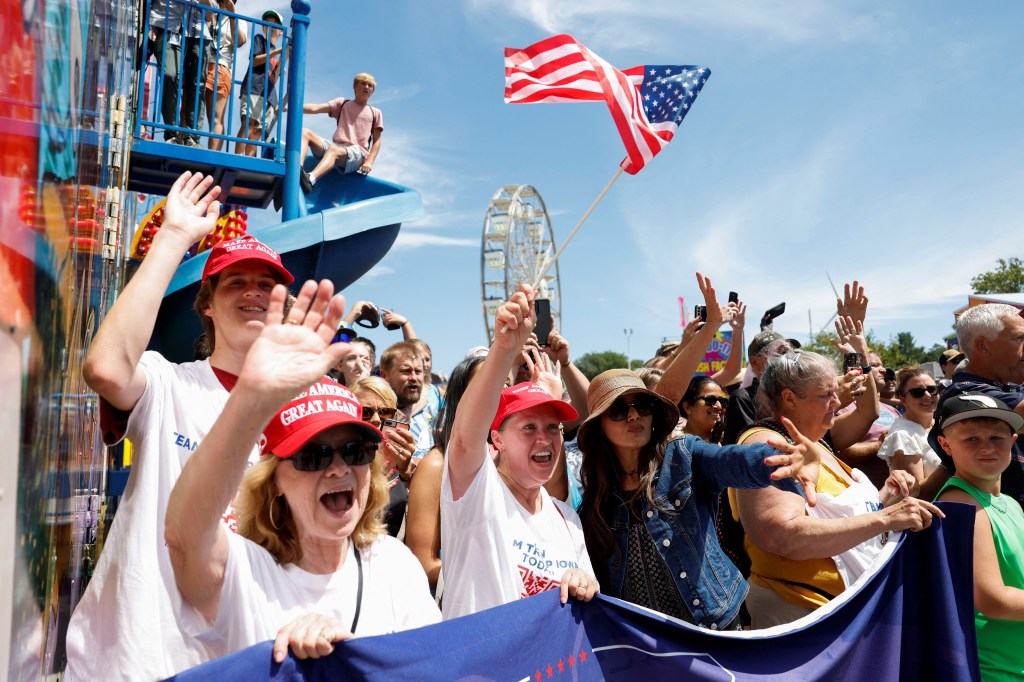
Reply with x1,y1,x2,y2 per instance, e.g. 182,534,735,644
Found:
624,328,633,370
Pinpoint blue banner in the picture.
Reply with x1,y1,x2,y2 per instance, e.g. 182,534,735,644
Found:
168,503,980,681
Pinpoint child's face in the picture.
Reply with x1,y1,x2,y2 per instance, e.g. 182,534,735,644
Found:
938,418,1017,484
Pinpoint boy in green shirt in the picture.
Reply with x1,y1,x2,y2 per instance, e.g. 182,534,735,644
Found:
936,392,1024,680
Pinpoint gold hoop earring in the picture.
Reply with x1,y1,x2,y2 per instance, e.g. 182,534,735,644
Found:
269,497,286,531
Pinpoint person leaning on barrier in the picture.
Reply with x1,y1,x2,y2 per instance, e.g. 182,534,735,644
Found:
735,350,944,629
165,281,440,664
236,9,284,157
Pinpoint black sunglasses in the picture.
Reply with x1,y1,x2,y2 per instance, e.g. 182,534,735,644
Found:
607,394,657,421
332,327,357,344
290,440,377,471
904,385,940,399
361,405,398,421
698,396,729,408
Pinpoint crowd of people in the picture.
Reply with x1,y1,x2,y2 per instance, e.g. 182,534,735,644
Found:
146,0,382,180
62,170,1024,680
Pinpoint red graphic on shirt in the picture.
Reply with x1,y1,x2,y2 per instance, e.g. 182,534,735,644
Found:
518,565,559,598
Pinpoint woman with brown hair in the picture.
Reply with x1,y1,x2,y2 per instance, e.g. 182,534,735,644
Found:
576,368,822,630
165,280,439,665
877,365,942,484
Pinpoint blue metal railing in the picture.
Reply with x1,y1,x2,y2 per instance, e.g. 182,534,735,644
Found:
134,0,291,158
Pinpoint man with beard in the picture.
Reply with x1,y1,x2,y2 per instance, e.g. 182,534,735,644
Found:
380,341,438,462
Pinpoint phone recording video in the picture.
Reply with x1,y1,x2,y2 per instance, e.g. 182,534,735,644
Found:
694,304,708,323
844,352,864,375
534,298,552,346
381,418,411,432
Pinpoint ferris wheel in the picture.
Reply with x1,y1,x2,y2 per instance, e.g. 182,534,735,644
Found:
480,184,562,342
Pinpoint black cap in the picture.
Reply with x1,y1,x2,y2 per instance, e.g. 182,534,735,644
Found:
938,392,1024,433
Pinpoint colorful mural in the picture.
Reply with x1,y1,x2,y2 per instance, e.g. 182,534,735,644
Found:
0,0,137,677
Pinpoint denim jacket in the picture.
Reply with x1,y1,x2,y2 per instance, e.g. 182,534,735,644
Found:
601,435,777,629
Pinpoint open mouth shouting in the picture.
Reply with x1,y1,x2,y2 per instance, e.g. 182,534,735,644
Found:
321,486,355,515
531,450,554,465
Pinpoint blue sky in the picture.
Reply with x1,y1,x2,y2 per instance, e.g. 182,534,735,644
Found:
253,1,1024,377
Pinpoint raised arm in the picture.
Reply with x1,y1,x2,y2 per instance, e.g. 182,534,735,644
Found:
302,102,331,115
712,300,745,387
165,280,348,621
381,309,417,340
446,284,535,500
544,328,590,426
830,316,880,451
82,172,221,411
655,272,722,403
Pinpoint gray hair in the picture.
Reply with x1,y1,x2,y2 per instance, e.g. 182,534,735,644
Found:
956,304,1021,359
756,350,837,420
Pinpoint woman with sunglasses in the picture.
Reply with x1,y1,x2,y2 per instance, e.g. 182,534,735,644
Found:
442,285,598,620
577,367,823,631
680,376,729,443
351,376,418,538
166,281,439,665
877,366,942,485
735,351,944,628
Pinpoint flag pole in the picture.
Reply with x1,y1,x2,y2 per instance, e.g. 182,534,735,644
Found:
531,166,623,290
499,166,624,335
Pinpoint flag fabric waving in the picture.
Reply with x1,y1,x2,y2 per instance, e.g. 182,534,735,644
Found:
504,34,710,174
168,503,980,682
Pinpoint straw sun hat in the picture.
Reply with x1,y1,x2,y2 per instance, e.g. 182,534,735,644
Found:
576,369,679,453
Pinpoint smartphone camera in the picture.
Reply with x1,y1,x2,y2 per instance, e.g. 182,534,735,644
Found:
844,352,864,375
694,305,708,323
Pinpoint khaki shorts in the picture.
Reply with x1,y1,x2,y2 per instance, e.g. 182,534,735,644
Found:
312,136,366,174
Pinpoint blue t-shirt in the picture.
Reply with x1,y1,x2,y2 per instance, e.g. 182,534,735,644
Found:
241,32,279,105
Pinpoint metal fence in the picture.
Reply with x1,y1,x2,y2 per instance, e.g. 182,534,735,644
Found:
134,0,290,159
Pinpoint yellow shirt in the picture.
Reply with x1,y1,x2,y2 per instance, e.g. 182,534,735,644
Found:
731,426,851,610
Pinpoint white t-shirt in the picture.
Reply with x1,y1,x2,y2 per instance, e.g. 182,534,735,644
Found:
182,533,440,658
877,417,942,477
440,449,593,621
64,353,257,681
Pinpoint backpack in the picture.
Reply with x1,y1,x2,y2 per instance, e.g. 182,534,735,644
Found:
339,100,381,148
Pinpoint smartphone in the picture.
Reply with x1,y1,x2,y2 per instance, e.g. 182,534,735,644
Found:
534,298,552,346
381,418,411,432
844,352,864,375
765,302,786,320
728,291,739,304
694,304,707,323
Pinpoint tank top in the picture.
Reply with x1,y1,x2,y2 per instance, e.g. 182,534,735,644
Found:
734,423,848,609
938,477,1024,680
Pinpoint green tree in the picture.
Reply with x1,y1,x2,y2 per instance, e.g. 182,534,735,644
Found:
574,351,630,380
971,257,1024,294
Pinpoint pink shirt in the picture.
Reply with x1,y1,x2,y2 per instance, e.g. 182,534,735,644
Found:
327,97,382,155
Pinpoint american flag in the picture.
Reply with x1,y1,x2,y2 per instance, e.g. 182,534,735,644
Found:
504,34,710,174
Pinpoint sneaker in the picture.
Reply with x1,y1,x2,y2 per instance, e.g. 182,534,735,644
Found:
272,181,283,212
164,134,177,144
299,169,313,195
183,137,201,148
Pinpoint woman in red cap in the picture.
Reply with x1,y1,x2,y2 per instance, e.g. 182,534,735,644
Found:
166,279,439,664
440,284,599,620
67,172,297,681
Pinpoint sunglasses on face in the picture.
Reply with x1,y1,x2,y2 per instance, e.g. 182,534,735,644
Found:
697,396,729,408
332,327,357,344
904,385,940,399
290,440,377,471
361,405,397,421
607,394,657,421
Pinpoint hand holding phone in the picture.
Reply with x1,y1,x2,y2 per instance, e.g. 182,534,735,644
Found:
694,304,708,323
844,352,864,375
534,298,553,346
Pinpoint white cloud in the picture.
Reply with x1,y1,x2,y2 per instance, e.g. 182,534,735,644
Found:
360,264,395,281
393,233,478,249
468,0,890,51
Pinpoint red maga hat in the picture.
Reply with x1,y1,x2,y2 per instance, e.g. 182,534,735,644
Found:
202,234,293,284
490,382,578,433
260,378,382,458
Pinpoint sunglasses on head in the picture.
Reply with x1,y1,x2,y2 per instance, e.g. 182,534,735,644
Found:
361,405,397,421
607,394,657,421
698,396,729,408
332,327,357,344
290,440,377,471
904,385,940,399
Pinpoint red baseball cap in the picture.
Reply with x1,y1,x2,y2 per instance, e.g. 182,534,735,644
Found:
260,378,382,458
489,382,578,433
202,234,294,284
